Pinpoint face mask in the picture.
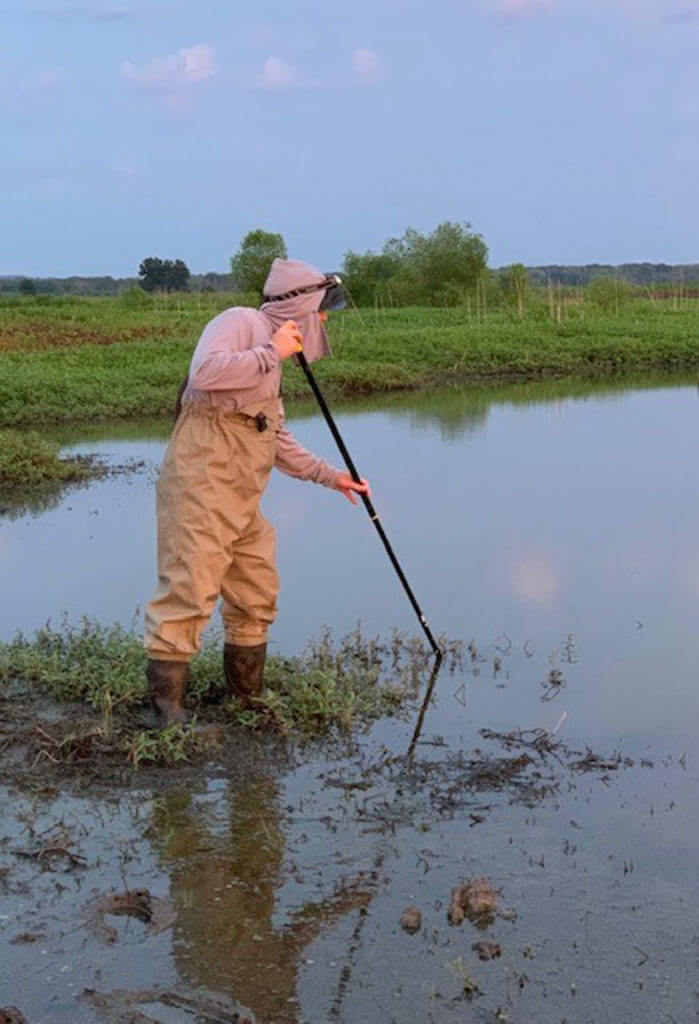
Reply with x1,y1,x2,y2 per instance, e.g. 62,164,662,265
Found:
263,274,347,313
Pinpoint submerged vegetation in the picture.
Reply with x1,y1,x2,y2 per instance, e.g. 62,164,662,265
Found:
0,290,697,427
0,619,455,772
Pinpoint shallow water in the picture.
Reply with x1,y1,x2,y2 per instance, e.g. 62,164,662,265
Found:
1,376,698,1022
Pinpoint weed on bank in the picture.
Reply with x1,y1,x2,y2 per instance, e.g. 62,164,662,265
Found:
0,619,457,769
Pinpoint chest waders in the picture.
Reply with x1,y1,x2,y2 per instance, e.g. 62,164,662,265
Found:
144,398,281,725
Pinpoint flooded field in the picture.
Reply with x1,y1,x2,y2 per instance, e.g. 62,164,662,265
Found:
1,376,698,1023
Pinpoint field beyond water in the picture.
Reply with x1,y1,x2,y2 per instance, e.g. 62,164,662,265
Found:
0,291,697,427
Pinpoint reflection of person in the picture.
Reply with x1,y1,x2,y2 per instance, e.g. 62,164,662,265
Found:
150,778,371,1023
144,260,370,725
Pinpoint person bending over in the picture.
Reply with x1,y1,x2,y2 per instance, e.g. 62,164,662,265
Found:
144,258,369,725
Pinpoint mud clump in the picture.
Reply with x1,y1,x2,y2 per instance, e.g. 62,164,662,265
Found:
473,940,502,961
0,1009,29,1024
10,933,40,945
84,888,176,945
400,906,422,934
448,877,496,925
83,985,254,1024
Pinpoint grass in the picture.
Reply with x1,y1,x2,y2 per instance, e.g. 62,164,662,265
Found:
0,618,453,766
0,428,97,487
0,293,697,427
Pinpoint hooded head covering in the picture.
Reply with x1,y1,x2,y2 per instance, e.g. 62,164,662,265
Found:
259,258,332,364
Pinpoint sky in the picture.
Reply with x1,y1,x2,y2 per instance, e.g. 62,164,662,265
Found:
1,0,698,276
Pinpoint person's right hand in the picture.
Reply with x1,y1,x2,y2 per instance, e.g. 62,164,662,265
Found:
273,320,303,360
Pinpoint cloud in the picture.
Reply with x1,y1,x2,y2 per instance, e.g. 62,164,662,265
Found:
494,0,554,17
511,555,558,607
121,43,215,91
351,48,382,84
29,4,130,20
255,56,318,91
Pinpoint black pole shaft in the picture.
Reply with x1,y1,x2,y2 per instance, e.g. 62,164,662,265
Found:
296,351,442,658
406,657,443,760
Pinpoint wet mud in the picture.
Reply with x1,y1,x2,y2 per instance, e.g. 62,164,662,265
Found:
2,656,695,1023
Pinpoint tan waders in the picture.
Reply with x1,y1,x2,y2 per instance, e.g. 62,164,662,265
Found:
145,398,281,724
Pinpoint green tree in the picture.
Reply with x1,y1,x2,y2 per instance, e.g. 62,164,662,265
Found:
138,257,191,293
385,222,488,304
341,250,402,306
169,259,190,292
230,229,287,298
343,222,488,306
19,278,37,296
138,258,167,292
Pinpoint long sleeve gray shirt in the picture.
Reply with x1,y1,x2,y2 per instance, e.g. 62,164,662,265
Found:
183,306,343,489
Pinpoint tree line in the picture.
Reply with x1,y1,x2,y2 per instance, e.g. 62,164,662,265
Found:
3,226,698,300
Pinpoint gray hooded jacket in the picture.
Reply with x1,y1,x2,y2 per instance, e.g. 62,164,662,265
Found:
182,258,342,489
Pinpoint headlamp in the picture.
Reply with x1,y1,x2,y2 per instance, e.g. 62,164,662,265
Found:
263,274,347,312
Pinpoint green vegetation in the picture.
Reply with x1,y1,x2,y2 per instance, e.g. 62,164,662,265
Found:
230,228,288,297
3,262,699,297
0,291,696,427
0,619,444,763
19,277,37,296
0,428,95,487
344,221,488,306
138,256,191,293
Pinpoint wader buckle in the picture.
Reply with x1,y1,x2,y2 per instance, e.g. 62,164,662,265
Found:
254,412,268,433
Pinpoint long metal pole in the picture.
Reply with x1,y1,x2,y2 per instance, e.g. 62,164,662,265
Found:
296,350,442,659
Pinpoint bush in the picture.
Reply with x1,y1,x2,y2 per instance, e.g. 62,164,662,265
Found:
343,221,488,306
119,286,153,310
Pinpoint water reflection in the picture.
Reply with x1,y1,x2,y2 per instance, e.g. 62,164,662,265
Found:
149,776,371,1023
0,479,87,520
39,371,696,449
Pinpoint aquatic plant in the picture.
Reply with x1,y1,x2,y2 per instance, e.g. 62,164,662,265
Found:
0,618,451,756
0,429,95,487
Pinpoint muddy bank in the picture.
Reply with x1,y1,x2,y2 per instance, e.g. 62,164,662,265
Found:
1,707,694,1024
0,620,464,789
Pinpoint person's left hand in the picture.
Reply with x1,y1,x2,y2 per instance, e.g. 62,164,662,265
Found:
336,473,371,505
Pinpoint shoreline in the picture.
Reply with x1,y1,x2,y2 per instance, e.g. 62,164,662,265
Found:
1,299,697,428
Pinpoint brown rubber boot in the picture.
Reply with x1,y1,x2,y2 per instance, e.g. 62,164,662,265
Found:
224,643,267,706
146,659,189,727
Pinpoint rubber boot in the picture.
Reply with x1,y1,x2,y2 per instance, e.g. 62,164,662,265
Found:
146,658,189,727
224,643,267,706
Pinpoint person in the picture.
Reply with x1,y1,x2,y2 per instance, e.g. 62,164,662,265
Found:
144,258,370,725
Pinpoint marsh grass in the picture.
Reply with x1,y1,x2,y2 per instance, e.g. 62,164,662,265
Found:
1,295,697,427
0,618,452,764
0,429,97,487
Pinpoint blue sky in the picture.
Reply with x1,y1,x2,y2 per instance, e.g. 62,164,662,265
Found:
1,0,697,276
